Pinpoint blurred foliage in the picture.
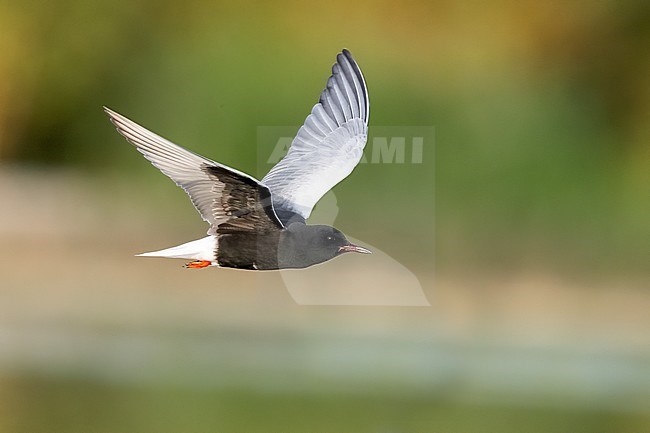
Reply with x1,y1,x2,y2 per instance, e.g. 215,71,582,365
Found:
3,374,649,433
0,0,648,276
1,2,649,431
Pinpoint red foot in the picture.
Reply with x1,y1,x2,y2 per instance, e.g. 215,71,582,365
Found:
183,260,211,269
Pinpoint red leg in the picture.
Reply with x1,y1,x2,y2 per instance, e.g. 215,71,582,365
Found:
183,260,211,269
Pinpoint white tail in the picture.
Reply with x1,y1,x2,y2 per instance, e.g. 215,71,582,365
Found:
136,236,216,261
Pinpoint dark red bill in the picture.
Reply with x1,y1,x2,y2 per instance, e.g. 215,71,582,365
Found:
338,243,372,254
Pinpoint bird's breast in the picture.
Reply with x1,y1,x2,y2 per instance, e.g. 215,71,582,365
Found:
215,232,281,270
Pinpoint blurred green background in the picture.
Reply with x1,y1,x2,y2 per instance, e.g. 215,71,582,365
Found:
0,0,649,432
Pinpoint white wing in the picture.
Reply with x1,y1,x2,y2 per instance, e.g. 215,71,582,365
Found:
262,49,369,220
105,107,284,234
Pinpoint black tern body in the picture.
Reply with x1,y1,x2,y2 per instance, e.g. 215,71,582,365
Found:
106,49,371,270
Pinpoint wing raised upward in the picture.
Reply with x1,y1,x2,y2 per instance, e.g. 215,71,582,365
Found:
262,49,369,222
105,108,284,235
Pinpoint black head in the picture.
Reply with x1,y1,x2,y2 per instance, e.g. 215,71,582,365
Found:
277,223,371,269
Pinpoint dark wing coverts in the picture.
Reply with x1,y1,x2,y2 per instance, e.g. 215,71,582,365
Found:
104,108,283,235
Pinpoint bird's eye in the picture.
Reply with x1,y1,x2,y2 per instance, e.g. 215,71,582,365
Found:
326,236,334,241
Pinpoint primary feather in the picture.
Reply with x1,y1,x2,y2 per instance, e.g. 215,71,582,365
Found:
104,107,284,235
262,49,369,221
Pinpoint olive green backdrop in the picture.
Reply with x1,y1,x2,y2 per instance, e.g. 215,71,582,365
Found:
0,1,648,432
